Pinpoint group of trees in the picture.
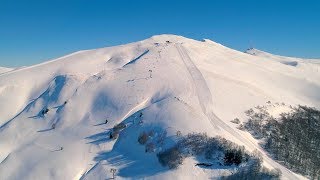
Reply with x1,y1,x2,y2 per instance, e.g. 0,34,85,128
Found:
244,105,320,179
156,133,280,179
157,133,249,168
138,131,157,152
137,130,167,153
110,122,127,140
222,157,281,180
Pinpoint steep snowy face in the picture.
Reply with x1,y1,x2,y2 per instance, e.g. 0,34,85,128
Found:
0,35,319,179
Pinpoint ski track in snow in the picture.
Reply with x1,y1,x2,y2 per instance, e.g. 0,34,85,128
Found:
175,43,299,180
0,153,10,165
176,44,219,130
79,162,100,180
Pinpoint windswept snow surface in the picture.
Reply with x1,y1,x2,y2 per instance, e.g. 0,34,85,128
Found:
1,35,319,180
245,48,320,77
0,67,13,74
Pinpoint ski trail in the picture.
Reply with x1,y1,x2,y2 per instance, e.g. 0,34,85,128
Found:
79,162,100,180
175,44,219,130
175,44,299,180
0,153,10,165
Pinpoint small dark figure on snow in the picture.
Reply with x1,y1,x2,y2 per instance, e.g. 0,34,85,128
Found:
139,112,143,118
42,108,49,115
105,119,108,124
110,168,117,179
195,163,213,167
52,123,56,129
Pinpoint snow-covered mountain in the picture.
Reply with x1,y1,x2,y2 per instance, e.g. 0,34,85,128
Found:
0,35,319,180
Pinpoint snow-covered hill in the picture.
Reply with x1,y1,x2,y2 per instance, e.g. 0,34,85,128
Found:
0,35,319,179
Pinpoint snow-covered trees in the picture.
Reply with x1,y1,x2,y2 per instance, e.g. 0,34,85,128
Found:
222,158,281,180
138,132,149,145
156,132,280,178
158,133,248,168
157,147,184,169
110,122,127,140
224,149,244,166
244,105,320,179
230,118,240,124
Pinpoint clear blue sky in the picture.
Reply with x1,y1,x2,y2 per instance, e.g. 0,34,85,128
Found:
1,0,319,67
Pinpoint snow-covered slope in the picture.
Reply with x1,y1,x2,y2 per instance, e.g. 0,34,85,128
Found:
245,48,320,75
0,35,319,179
0,67,13,74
